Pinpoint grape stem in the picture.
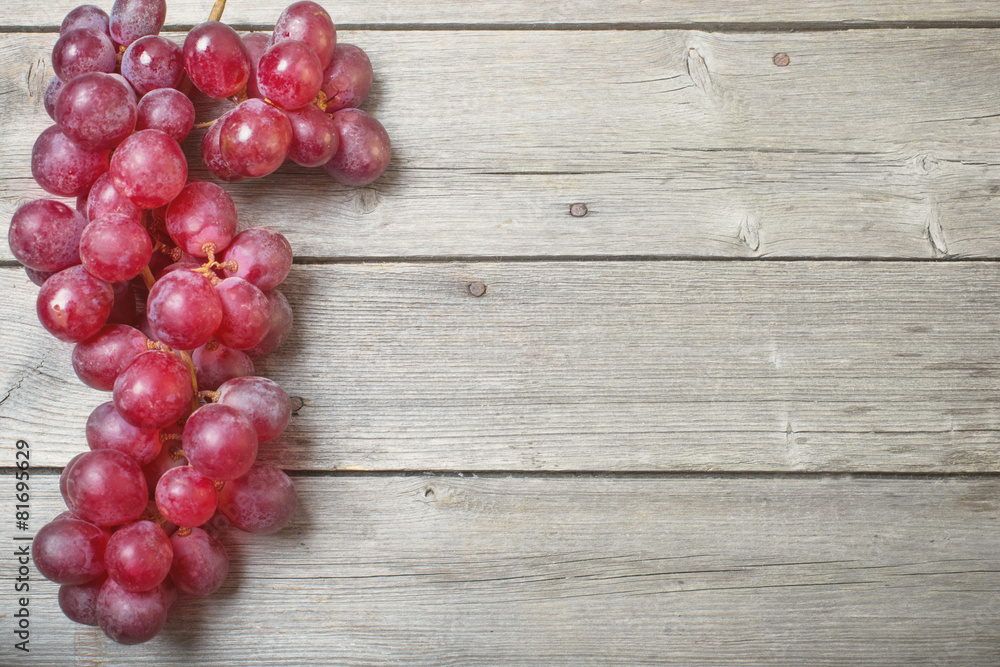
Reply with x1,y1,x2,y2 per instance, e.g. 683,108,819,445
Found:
209,0,228,22
177,350,201,413
199,390,221,402
140,265,156,291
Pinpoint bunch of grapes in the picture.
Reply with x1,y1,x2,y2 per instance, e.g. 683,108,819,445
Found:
8,0,386,645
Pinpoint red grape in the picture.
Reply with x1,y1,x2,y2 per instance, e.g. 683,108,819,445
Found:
243,32,271,99
193,342,254,390
121,35,185,94
79,215,153,283
52,28,116,82
72,323,149,391
64,449,148,526
86,401,162,465
214,277,271,350
155,466,217,527
165,181,237,256
246,288,293,355
200,109,245,182
32,125,110,198
109,0,167,47
285,103,338,167
86,172,142,224
169,527,229,596
114,350,194,429
141,436,187,497
8,198,88,272
62,5,111,36
324,109,391,186
320,43,373,113
257,40,323,110
96,577,168,644
33,517,108,584
110,129,187,209
219,99,293,178
105,520,173,592
184,21,250,98
36,265,113,343
184,403,258,481
55,72,137,151
25,267,55,287
216,376,292,442
135,87,195,142
272,1,336,69
217,464,296,534
60,453,87,516
44,77,64,120
221,227,293,291
59,574,107,626
147,269,223,350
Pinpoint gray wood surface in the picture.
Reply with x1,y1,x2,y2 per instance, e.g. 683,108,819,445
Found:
1,475,998,665
7,30,1000,259
3,262,998,472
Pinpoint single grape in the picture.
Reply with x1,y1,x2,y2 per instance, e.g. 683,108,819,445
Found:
217,464,296,534
52,28,116,81
25,267,55,287
61,5,111,36
200,109,245,182
32,517,108,584
320,43,373,113
79,215,152,283
272,1,336,69
219,99,293,178
324,109,391,186
141,434,186,497
213,277,271,351
168,527,229,596
256,40,323,110
72,324,149,391
55,72,137,151
64,450,148,526
221,228,293,291
216,376,292,442
135,87,195,142
86,172,142,224
165,181,237,256
96,577,168,645
32,125,110,198
109,0,167,47
183,21,250,98
193,342,254,390
242,32,271,99
155,466,217,527
121,35,184,94
245,288,293,356
183,403,258,481
105,520,172,592
36,265,113,343
108,281,138,326
60,453,87,516
59,574,107,626
146,269,223,350
113,350,194,429
285,103,338,167
110,129,187,209
86,401,162,465
44,77,64,120
8,198,88,272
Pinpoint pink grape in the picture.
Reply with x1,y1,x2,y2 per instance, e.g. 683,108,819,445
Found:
109,73,139,103
200,109,245,182
52,28,116,81
62,5,111,36
110,129,187,209
135,87,195,142
217,376,292,442
285,103,338,167
146,269,223,350
109,0,167,47
36,265,113,343
64,449,148,526
169,527,229,596
59,574,107,626
105,520,173,592
243,32,270,99
214,277,271,350
86,172,142,224
165,181,237,256
272,1,336,69
256,40,323,110
108,281,138,326
113,350,194,429
79,215,152,282
86,401,161,465
60,453,87,516
184,21,250,98
33,517,108,584
96,577,168,644
141,435,186,496
320,43,373,113
8,198,88,272
246,288,293,355
183,403,258,481
324,109,391,186
193,342,254,390
72,323,149,390
217,464,296,534
44,77,64,120
219,99,293,178
121,35,184,94
55,72,137,151
155,466,217,527
221,228,293,290
25,267,55,287
32,125,110,197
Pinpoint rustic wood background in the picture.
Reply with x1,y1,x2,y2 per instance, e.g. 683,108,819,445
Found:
1,1,999,664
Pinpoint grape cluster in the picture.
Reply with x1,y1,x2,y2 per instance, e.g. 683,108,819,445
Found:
8,0,382,645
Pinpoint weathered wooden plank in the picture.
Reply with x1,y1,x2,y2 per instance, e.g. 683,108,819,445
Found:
5,30,1000,259
1,475,998,665
3,262,998,472
3,0,1000,27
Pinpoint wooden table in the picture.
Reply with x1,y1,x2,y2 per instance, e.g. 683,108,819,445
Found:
2,1,999,664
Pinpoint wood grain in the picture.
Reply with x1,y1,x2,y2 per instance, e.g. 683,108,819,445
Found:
1,474,998,665
6,30,1000,260
3,262,998,472
3,0,1000,27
